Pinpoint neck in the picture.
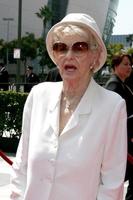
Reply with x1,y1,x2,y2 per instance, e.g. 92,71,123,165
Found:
61,77,91,113
115,72,125,82
63,76,91,98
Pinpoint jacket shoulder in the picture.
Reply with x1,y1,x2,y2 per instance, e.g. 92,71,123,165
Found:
31,81,62,96
96,81,124,104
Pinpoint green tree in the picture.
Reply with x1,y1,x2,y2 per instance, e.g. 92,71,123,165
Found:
0,39,17,64
106,43,124,67
36,5,54,78
127,47,133,58
36,37,54,67
36,5,52,38
20,33,38,65
0,39,5,61
94,43,124,80
0,34,55,74
3,33,38,66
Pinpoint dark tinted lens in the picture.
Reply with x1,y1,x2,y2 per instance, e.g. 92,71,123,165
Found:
72,42,89,53
53,43,67,53
53,42,89,57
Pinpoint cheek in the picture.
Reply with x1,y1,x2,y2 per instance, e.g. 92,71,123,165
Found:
80,54,93,69
56,61,64,70
120,67,130,78
123,67,129,73
53,56,62,69
86,51,97,65
77,58,91,74
117,66,124,74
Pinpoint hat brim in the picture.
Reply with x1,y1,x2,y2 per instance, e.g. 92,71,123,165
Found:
46,20,107,73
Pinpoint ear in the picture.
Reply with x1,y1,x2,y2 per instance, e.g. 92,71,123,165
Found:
92,50,101,70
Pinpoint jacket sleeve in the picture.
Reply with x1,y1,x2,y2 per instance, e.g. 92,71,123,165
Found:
97,99,127,200
10,89,34,200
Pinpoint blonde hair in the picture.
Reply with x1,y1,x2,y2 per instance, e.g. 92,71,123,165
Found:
52,24,100,51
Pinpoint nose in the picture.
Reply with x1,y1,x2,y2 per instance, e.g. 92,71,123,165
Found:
65,48,74,58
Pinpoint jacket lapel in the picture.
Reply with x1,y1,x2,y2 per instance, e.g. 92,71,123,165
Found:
61,78,96,134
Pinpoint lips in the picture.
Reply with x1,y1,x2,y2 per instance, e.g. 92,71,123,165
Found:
64,65,77,71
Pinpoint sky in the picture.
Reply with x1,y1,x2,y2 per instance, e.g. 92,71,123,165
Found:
112,0,133,35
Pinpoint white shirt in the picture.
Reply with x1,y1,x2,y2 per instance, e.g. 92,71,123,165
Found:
10,78,127,200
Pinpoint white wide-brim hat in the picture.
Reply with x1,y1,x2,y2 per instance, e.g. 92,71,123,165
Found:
46,13,107,72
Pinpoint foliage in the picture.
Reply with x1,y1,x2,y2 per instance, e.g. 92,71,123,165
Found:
106,43,125,68
95,43,126,80
0,39,7,62
36,5,52,23
0,39,4,57
36,5,52,38
0,91,28,139
36,37,55,68
35,5,54,69
20,32,38,66
0,33,38,64
0,33,55,71
127,48,133,56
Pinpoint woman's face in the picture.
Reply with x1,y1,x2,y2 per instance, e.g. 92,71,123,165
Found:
52,32,99,82
115,56,132,81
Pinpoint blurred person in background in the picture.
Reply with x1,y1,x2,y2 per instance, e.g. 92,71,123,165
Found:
105,54,133,200
126,67,133,91
0,62,9,91
24,65,39,93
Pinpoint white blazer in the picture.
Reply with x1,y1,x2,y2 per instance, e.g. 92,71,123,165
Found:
10,78,127,200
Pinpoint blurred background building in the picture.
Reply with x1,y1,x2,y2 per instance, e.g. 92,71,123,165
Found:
0,0,119,42
109,34,132,48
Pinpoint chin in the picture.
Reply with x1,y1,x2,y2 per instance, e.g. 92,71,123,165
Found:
62,72,77,79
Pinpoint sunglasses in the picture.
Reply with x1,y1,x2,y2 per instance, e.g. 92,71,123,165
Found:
52,42,90,57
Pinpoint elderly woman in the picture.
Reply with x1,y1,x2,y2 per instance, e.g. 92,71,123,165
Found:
10,13,127,200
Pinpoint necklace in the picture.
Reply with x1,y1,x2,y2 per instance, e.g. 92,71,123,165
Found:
63,95,83,114
64,97,71,113
61,81,90,114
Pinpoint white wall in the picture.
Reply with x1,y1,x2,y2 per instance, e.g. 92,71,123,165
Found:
67,0,110,34
0,0,110,41
0,0,48,41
